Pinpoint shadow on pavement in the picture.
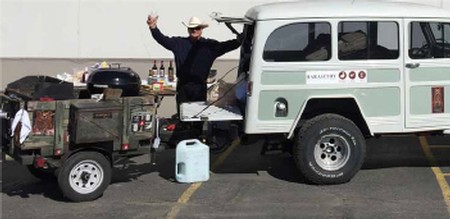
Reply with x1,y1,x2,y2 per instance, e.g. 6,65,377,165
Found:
212,135,450,183
362,136,450,169
2,135,449,200
1,149,177,202
111,150,176,183
1,161,66,201
210,139,307,183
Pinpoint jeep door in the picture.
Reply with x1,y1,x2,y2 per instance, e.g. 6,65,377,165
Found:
404,19,450,130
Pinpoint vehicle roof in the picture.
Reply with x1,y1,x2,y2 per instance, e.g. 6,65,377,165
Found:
245,0,450,20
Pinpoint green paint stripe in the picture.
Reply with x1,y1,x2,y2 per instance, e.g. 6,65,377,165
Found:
368,69,400,83
410,68,450,82
257,88,400,120
261,71,306,85
410,85,450,115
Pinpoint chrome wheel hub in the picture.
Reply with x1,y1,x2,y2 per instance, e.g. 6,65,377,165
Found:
314,134,351,171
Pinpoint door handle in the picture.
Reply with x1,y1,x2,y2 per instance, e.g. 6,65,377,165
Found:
406,63,420,69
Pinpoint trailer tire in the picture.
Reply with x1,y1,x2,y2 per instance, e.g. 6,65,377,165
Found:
293,114,366,184
27,165,56,181
58,151,111,202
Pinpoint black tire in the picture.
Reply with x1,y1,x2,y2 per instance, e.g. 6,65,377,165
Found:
27,165,56,181
293,114,366,184
1,150,5,162
205,123,236,154
58,151,111,202
209,129,232,154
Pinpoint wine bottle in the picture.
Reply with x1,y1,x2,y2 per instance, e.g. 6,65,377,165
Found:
168,61,174,82
151,60,158,77
159,60,165,78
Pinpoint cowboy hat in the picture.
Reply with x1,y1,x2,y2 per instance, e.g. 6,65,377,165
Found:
182,17,209,29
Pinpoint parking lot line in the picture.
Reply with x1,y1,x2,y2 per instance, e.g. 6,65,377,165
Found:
165,182,202,219
5,154,13,161
429,145,450,149
210,139,241,170
419,136,450,215
164,139,241,219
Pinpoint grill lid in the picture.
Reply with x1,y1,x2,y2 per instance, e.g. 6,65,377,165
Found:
87,64,141,96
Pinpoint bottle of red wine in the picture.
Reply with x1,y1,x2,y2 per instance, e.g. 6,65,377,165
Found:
147,60,158,85
168,61,174,82
151,60,158,77
159,61,165,78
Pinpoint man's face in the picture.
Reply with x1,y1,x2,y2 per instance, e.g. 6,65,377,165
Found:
188,27,203,40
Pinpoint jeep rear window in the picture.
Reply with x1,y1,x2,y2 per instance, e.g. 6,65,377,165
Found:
263,22,331,62
238,24,255,75
338,21,399,60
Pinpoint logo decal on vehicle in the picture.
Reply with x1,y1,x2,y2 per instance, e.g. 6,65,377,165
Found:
432,87,444,113
358,71,367,80
339,71,347,80
306,70,368,84
349,71,356,80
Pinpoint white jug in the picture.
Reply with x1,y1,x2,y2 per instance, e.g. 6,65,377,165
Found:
175,139,210,183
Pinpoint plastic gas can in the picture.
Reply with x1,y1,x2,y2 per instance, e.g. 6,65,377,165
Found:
175,139,210,183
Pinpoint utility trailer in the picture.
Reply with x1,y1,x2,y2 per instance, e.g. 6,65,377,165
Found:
0,69,241,202
0,75,168,202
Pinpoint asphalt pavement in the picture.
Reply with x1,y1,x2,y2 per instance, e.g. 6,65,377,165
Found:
2,135,450,219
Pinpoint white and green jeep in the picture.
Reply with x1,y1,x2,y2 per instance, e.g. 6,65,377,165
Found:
183,0,450,184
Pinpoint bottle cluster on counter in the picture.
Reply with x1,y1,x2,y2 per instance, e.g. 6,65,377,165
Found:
147,60,176,91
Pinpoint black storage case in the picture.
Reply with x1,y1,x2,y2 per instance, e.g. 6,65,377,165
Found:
6,76,74,100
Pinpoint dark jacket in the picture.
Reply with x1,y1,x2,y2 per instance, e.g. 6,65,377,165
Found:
150,27,240,85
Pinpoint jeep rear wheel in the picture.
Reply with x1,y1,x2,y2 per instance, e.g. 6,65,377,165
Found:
58,152,111,202
293,114,366,184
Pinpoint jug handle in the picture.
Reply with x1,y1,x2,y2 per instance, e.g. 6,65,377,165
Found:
185,139,200,146
176,162,185,176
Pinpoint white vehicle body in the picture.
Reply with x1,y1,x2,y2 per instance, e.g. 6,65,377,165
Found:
182,0,450,184
237,0,450,137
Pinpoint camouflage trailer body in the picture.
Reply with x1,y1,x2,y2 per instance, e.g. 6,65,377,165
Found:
1,93,156,168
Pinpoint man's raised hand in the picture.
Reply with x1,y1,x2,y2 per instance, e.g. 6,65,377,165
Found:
147,14,159,29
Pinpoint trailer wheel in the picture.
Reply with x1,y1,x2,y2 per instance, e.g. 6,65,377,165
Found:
293,114,366,184
27,165,56,181
58,151,111,202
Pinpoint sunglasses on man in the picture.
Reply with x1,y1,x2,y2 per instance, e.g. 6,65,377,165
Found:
188,26,203,31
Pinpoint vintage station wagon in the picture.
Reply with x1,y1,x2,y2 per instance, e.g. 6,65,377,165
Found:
211,0,450,184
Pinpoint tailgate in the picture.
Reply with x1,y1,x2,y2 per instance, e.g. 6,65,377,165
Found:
180,102,243,122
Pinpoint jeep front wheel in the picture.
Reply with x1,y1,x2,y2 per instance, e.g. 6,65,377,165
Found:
293,114,366,184
58,151,111,202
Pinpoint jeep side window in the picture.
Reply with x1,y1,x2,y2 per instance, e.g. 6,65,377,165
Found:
410,22,450,59
338,21,399,60
263,22,331,62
